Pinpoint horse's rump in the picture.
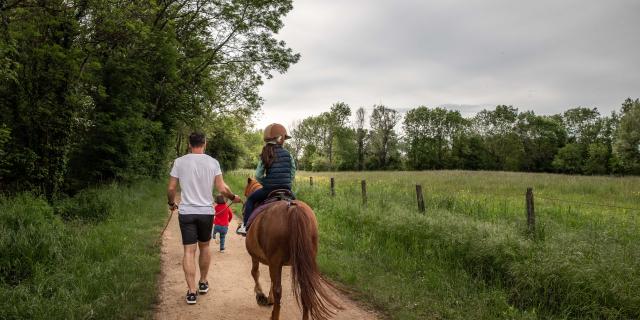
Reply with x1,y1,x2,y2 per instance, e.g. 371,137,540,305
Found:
245,187,342,320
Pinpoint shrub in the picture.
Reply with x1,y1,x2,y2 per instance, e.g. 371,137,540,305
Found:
0,194,66,286
0,180,165,319
54,188,112,222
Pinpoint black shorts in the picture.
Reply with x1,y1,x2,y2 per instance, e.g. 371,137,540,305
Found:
178,214,214,245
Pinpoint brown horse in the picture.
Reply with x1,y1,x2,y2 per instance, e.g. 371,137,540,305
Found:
243,178,341,320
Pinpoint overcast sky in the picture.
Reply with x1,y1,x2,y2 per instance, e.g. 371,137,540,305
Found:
255,0,640,129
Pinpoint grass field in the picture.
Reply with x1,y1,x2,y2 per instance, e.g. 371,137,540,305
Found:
3,171,636,319
226,170,640,319
0,180,166,319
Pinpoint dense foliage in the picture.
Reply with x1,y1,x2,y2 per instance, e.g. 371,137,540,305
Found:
0,0,299,196
290,98,640,175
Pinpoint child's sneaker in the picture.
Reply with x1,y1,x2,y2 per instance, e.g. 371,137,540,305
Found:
198,281,209,294
236,224,247,236
186,291,197,305
220,248,225,253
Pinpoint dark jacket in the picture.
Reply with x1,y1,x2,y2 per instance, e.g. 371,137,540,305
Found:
260,145,293,189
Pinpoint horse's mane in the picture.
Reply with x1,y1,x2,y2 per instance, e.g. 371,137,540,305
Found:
244,177,263,197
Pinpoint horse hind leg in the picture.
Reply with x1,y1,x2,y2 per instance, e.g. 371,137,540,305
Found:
251,257,269,306
268,264,283,320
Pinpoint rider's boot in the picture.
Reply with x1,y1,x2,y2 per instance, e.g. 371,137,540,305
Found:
236,223,247,236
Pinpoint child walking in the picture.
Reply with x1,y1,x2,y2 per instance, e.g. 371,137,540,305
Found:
212,195,233,252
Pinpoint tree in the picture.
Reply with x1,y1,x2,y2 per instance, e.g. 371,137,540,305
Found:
0,1,86,196
472,105,524,171
354,107,368,171
334,127,358,170
451,133,489,170
516,112,566,172
291,115,326,170
0,0,299,196
583,143,610,175
613,98,640,174
239,129,264,169
553,143,584,174
369,105,400,169
0,125,9,187
562,107,601,143
323,102,351,168
204,115,253,171
289,102,351,170
403,106,467,170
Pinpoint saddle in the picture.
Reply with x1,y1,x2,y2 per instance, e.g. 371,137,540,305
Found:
246,189,295,228
266,189,295,201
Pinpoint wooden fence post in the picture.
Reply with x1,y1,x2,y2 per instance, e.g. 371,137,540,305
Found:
330,177,335,197
309,176,313,186
526,187,535,233
416,185,425,213
361,180,367,206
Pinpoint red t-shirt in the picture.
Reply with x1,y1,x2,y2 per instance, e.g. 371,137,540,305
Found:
213,203,233,227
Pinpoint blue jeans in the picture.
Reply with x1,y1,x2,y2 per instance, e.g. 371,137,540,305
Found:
212,225,228,250
243,187,273,226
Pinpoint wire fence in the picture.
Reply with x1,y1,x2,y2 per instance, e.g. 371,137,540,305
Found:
228,170,640,220
535,196,640,212
293,175,640,214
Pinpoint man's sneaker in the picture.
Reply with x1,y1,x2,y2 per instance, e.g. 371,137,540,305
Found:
236,224,247,236
186,291,197,305
198,281,209,294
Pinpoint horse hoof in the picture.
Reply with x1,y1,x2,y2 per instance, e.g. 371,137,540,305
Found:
256,293,269,306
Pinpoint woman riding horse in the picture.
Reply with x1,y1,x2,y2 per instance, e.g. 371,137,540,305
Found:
237,123,296,235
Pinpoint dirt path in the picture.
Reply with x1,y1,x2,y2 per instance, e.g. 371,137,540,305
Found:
154,206,379,320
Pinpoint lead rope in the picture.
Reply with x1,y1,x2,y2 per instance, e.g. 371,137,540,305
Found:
156,200,235,246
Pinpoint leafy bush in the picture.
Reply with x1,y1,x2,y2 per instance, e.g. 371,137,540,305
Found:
54,188,112,222
311,155,331,171
0,194,66,286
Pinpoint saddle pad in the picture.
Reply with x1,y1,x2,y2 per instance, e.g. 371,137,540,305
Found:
247,200,281,228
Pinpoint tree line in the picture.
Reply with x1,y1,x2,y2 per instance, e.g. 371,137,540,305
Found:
0,0,298,197
289,98,640,175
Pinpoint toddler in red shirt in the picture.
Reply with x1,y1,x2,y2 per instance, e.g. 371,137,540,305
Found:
212,195,233,252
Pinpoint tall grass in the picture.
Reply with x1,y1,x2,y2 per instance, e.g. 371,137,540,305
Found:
0,180,166,319
226,170,640,319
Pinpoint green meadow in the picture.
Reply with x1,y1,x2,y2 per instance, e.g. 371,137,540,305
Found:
0,181,166,319
227,170,640,319
2,171,638,319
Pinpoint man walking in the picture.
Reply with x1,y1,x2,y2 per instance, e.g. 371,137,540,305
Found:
167,132,241,305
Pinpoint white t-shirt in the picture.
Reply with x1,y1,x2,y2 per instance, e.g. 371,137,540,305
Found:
170,153,222,215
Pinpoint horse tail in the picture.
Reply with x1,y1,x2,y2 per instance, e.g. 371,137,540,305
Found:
288,202,341,320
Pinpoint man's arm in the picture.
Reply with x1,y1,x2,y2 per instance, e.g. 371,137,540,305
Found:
167,177,179,210
214,174,241,203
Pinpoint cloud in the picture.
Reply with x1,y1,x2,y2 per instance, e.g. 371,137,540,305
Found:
257,0,640,129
